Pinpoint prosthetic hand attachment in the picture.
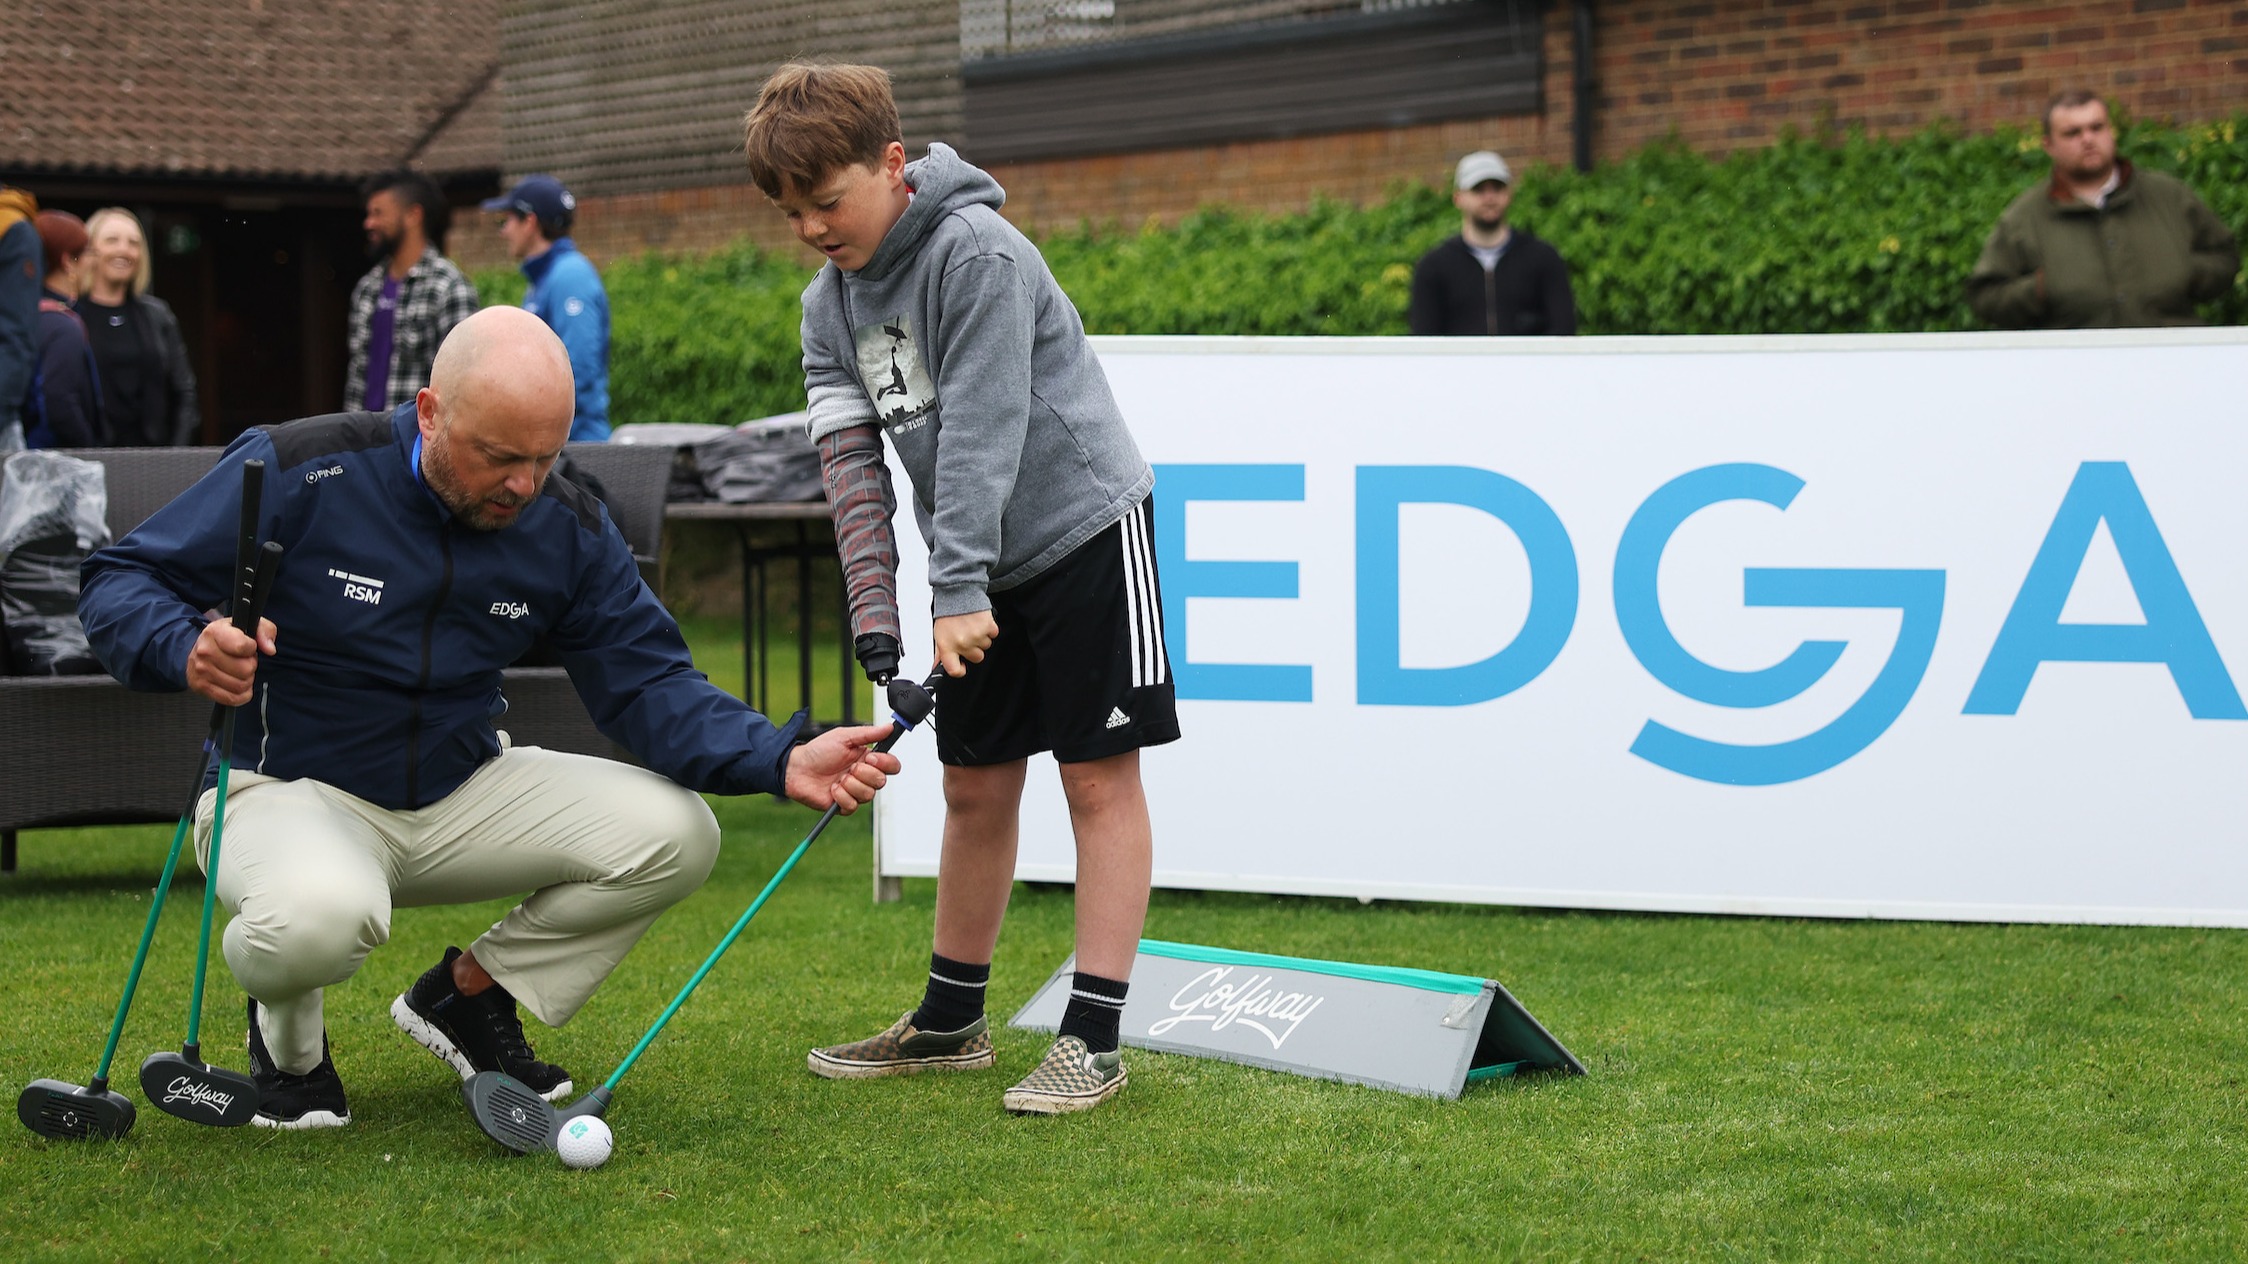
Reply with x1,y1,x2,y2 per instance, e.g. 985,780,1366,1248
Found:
854,632,902,686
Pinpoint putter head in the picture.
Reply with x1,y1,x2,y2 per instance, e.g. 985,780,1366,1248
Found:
464,1072,611,1155
139,1051,261,1127
18,1078,136,1141
465,1071,561,1154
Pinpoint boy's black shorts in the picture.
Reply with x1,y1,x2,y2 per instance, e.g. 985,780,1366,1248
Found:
935,495,1181,767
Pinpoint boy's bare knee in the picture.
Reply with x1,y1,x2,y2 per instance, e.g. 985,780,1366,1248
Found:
1058,751,1144,808
943,760,1027,819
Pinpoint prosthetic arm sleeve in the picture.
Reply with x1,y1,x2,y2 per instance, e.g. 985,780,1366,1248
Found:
817,422,902,646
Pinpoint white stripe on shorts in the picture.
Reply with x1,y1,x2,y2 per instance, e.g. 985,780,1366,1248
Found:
1120,502,1168,688
1119,510,1147,690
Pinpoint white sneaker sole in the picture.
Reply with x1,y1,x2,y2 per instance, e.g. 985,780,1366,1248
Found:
1002,1067,1127,1115
390,994,572,1103
250,1108,350,1130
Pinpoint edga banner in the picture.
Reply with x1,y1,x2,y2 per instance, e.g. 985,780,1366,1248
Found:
874,331,2248,926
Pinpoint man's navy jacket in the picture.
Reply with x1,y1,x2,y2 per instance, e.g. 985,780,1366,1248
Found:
80,405,805,810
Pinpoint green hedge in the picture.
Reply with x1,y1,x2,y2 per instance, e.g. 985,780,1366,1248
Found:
475,246,808,426
476,116,2248,424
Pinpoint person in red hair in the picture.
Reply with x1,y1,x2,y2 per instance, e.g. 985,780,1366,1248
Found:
26,210,104,448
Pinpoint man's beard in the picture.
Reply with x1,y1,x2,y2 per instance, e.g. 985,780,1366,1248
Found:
1470,212,1508,235
424,435,537,531
366,228,402,263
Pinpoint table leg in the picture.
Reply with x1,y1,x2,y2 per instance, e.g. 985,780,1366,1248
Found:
746,521,764,710
839,564,856,726
796,520,814,723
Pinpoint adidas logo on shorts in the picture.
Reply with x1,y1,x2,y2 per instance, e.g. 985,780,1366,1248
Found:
1104,706,1130,730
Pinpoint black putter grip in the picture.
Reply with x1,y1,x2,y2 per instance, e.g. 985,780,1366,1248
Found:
232,541,283,636
234,459,264,573
198,460,269,732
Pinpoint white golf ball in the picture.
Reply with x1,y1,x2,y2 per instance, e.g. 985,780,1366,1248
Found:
556,1116,614,1169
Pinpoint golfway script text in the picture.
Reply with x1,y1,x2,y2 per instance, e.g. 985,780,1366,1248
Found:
1147,967,1324,1050
162,1077,237,1116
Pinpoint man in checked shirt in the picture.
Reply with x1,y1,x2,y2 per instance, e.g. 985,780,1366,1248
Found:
347,169,481,412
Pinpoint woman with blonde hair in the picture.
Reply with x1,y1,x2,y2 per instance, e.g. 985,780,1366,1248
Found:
74,207,200,446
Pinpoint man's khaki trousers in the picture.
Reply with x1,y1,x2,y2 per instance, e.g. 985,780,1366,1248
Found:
194,741,720,1074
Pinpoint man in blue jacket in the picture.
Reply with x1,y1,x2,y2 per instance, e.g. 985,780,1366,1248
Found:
486,175,611,440
80,308,900,1130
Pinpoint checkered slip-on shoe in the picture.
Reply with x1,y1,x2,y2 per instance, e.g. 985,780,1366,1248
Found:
1001,1034,1127,1115
807,1010,996,1079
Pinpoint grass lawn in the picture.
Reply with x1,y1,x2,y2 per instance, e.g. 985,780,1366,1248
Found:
4,624,2246,1260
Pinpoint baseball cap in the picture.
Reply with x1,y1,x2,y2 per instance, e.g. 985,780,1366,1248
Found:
481,174,576,223
1454,150,1513,190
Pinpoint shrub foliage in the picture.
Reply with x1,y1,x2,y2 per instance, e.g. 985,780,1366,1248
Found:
477,117,2247,424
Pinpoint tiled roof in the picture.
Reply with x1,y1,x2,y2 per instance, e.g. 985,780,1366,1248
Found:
5,0,502,181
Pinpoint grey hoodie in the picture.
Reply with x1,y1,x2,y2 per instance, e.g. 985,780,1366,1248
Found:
801,143,1152,618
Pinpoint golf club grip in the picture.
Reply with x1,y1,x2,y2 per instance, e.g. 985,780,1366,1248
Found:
233,541,283,636
235,458,264,572
864,670,944,756
200,542,283,732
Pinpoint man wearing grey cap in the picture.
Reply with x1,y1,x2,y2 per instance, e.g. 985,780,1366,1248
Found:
1408,150,1576,337
486,174,611,440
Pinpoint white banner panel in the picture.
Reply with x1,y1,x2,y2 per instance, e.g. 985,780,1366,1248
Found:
873,331,2248,926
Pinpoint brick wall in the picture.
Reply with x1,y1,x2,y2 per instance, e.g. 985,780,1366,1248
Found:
482,0,2248,274
1601,0,2248,154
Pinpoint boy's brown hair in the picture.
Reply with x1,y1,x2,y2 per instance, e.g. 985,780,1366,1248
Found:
742,62,903,198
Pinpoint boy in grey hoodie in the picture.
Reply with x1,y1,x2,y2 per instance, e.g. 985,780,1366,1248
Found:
744,62,1177,1114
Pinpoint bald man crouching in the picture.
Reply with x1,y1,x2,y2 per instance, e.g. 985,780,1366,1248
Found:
79,308,902,1129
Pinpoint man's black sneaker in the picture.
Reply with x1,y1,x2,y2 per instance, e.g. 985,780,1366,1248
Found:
245,997,351,1130
390,945,573,1103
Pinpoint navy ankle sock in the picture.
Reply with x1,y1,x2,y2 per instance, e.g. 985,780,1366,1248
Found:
1056,971,1129,1054
910,953,989,1034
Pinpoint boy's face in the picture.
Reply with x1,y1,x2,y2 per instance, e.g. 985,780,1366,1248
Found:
773,141,910,273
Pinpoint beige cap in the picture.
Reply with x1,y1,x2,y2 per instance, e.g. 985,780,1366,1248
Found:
1454,150,1513,190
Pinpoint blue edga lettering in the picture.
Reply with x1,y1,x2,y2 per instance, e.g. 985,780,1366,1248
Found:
1354,466,1577,706
1153,464,1314,703
1964,461,2245,719
1614,464,1945,786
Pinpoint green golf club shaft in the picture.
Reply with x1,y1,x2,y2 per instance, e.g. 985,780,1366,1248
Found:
603,688,934,1092
182,735,236,1051
91,728,221,1087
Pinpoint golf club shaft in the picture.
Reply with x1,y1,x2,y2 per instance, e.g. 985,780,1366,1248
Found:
86,460,267,1087
182,721,238,1053
602,689,935,1092
89,726,223,1089
184,539,283,1053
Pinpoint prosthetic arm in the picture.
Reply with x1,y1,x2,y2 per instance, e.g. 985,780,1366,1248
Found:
817,422,903,684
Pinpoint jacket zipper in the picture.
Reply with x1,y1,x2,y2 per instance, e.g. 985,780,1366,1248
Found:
1485,262,1499,335
407,528,454,807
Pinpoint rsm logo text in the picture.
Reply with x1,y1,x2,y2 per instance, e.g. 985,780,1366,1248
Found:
1154,462,2243,787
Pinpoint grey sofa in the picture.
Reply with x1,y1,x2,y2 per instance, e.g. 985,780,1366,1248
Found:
0,440,675,873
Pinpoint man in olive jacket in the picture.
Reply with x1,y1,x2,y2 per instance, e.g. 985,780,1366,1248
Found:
1967,90,2238,329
